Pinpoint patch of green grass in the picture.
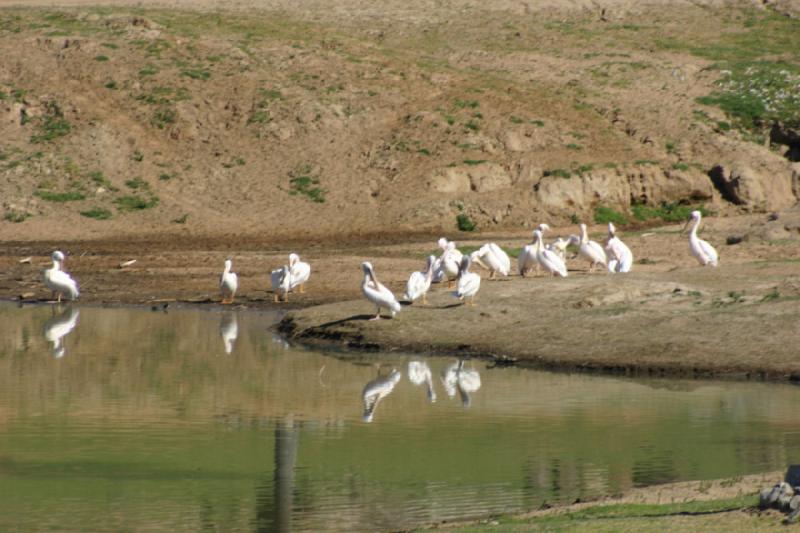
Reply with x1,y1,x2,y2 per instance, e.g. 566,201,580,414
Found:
80,207,112,220
761,288,780,302
138,65,159,77
566,143,583,150
672,162,690,171
125,177,149,190
531,119,544,127
104,80,117,89
463,159,486,166
30,102,71,143
464,119,480,131
136,86,190,105
509,115,524,124
35,190,85,202
152,108,176,129
286,166,325,203
454,99,479,109
172,213,189,224
94,54,109,62
102,42,118,49
634,159,658,166
132,150,144,162
159,173,172,181
594,205,628,225
114,195,159,211
576,164,594,175
544,168,572,179
4,210,31,223
456,213,477,232
248,110,271,124
88,170,115,190
181,68,211,81
632,202,708,223
417,148,431,156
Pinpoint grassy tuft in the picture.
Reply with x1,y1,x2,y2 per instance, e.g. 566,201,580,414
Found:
594,205,628,225
114,195,158,211
80,207,112,220
632,202,708,223
456,213,477,232
35,190,85,202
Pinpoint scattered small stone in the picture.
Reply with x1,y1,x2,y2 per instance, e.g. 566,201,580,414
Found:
118,259,137,268
18,292,34,300
768,212,780,221
726,234,746,245
18,257,32,264
790,495,800,512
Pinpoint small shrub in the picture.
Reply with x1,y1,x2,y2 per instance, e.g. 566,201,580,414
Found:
544,168,572,179
672,162,690,171
80,207,112,220
159,173,172,181
566,143,583,150
456,213,477,232
125,177,149,190
114,195,158,211
4,210,30,223
181,69,211,81
104,80,117,89
139,65,158,76
286,167,326,203
152,108,176,129
634,159,658,166
132,150,144,162
510,115,524,124
465,119,480,131
35,190,85,202
94,55,109,62
531,119,545,127
594,205,628,225
463,159,486,166
665,142,675,153
417,148,431,155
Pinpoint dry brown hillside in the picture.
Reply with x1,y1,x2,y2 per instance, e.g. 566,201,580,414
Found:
1,0,799,241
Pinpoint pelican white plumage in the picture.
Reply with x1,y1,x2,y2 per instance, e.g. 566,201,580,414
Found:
437,241,463,287
219,312,238,354
404,255,435,304
43,251,79,302
43,306,79,358
605,222,633,273
220,259,238,304
270,265,292,302
288,253,311,293
518,223,551,277
454,256,481,305
577,223,608,272
546,237,571,261
470,243,510,278
408,360,436,402
361,261,401,320
533,229,567,277
362,368,402,422
685,210,718,267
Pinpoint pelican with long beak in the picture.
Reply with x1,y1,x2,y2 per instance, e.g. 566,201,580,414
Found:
684,210,718,266
219,259,238,304
43,251,79,302
361,262,401,320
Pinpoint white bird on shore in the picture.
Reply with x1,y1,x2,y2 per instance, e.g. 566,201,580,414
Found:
533,229,568,277
219,258,238,304
685,210,718,267
432,237,463,283
43,306,79,358
361,261,401,320
518,223,551,277
605,222,633,273
454,256,481,305
288,253,311,293
577,223,607,272
404,255,436,304
546,237,571,261
362,367,402,422
270,265,292,302
408,360,437,402
43,251,79,302
470,243,510,278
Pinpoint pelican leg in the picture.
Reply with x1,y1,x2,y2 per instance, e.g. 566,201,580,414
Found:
370,307,382,321
273,293,279,303
422,293,428,305
490,271,495,280
57,293,62,303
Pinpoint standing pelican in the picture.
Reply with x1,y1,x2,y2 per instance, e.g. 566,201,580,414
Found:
361,262,401,320
533,229,568,277
43,306,79,358
219,312,238,354
576,223,608,272
220,259,238,304
43,251,79,302
547,237,571,261
470,243,510,278
408,360,437,402
685,210,718,267
288,253,311,293
518,223,551,277
454,256,481,306
605,222,633,273
362,367,402,423
270,265,292,303
404,255,435,304
436,241,462,287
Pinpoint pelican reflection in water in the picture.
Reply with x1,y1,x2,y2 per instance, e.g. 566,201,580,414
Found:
220,312,239,354
408,361,437,403
362,367,402,423
43,306,79,358
441,360,482,407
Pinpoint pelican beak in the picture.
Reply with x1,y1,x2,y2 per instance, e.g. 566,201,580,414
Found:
682,217,691,233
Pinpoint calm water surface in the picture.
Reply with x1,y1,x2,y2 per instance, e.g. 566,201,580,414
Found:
1,303,799,531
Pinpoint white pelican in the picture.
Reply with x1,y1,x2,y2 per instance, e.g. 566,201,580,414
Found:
288,253,311,293
605,222,633,273
362,367,402,422
361,261,401,320
454,256,481,305
533,229,567,277
270,265,292,302
220,258,238,304
577,223,608,272
546,237,571,261
408,360,437,402
470,243,511,278
219,312,238,354
404,255,435,304
685,210,718,267
43,251,79,302
435,241,463,287
441,360,482,407
518,223,550,277
43,306,79,358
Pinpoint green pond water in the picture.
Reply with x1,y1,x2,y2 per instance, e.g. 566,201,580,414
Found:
0,303,798,531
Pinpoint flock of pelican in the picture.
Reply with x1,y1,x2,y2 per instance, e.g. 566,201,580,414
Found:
39,211,718,318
